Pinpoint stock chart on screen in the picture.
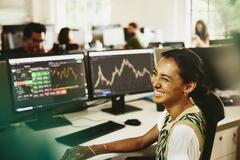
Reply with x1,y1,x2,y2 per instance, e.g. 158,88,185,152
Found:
89,49,154,97
8,54,87,112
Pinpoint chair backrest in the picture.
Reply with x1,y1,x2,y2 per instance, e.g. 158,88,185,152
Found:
194,92,225,160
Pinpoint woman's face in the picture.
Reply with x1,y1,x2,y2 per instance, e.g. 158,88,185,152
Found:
196,23,203,32
151,57,186,107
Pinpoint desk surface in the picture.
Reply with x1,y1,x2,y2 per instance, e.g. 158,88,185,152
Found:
1,99,240,160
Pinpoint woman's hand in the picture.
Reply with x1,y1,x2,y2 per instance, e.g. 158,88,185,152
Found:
60,146,95,160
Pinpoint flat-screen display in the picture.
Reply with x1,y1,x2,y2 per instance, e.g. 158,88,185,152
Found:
88,49,155,98
8,53,88,112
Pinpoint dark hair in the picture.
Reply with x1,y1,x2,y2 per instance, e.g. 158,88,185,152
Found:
129,22,138,29
161,49,209,100
58,27,71,44
23,22,46,38
195,20,208,41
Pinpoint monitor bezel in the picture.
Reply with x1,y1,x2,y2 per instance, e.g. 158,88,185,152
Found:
86,48,155,100
189,45,240,90
6,52,89,113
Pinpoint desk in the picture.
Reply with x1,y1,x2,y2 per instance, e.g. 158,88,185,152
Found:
1,99,240,160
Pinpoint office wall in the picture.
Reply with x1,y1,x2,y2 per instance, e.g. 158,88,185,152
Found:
0,0,192,46
31,0,55,24
111,0,191,46
0,0,32,24
30,0,192,45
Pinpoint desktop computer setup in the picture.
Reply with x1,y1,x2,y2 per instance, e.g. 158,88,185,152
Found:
0,53,89,130
87,49,155,115
0,48,155,146
1,45,240,150
56,48,155,146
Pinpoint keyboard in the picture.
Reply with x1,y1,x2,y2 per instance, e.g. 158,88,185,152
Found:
55,120,125,146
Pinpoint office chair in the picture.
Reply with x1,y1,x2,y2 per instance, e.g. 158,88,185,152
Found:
127,92,224,160
194,92,225,160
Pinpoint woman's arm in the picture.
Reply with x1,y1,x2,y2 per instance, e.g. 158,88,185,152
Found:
91,125,159,154
192,34,209,47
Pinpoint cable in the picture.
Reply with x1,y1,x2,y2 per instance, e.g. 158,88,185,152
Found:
87,99,111,108
62,114,124,128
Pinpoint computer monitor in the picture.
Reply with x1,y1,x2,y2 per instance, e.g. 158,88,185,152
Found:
0,58,15,127
102,27,125,47
87,49,155,115
162,42,185,49
92,25,124,49
0,57,39,128
190,46,240,90
6,53,88,129
209,39,234,46
123,27,130,42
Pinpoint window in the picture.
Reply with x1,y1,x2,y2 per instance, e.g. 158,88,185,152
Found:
55,0,111,42
0,0,31,25
191,0,231,39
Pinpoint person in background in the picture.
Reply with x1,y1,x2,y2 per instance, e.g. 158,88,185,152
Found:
125,22,148,49
50,27,79,53
60,49,209,160
192,20,210,47
8,22,46,54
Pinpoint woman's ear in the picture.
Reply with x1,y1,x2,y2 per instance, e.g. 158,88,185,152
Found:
184,82,197,95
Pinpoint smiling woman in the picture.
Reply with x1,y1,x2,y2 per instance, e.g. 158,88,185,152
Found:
152,49,208,159
60,49,209,160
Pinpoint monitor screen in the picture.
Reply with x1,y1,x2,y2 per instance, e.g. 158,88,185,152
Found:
102,27,125,46
190,46,240,90
88,49,154,98
87,49,155,114
0,59,16,126
8,53,88,113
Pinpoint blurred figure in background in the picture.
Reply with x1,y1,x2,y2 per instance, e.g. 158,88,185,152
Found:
8,22,46,54
125,22,148,49
192,20,210,47
50,27,79,53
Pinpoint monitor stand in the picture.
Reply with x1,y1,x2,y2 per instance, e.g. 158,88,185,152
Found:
25,112,72,131
101,95,142,115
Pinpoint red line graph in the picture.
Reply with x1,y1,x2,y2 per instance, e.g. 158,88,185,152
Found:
94,58,151,88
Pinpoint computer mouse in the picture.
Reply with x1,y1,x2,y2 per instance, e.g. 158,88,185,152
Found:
124,119,141,126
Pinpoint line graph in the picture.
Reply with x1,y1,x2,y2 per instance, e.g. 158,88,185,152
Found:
94,58,152,88
51,67,78,81
90,52,154,97
50,62,85,89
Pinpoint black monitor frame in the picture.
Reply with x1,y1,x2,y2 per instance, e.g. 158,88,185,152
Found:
209,39,234,46
4,52,88,130
86,49,155,115
190,46,240,90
